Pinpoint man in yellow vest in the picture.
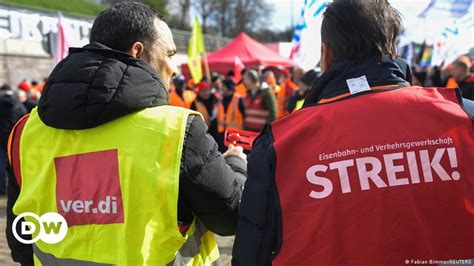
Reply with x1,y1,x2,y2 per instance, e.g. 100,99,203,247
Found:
6,2,247,265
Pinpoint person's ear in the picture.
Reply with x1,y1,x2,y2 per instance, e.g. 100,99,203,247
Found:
128,42,145,58
320,43,332,73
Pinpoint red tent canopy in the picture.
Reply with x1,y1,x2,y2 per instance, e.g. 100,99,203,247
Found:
182,33,294,79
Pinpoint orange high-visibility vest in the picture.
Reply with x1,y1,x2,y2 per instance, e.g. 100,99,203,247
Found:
235,83,247,97
277,78,298,118
195,101,211,126
169,90,196,109
217,93,244,133
446,77,458,89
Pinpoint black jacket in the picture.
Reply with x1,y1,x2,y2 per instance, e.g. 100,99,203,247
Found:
458,74,474,101
6,43,247,265
0,91,27,150
232,56,474,265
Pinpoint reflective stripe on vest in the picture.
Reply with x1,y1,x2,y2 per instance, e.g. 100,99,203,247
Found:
271,86,474,265
168,220,220,266
14,106,219,265
244,93,269,132
217,93,244,133
33,245,110,266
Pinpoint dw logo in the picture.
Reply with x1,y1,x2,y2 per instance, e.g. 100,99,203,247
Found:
12,212,68,244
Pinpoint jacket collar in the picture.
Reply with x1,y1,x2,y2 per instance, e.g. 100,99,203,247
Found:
304,56,412,106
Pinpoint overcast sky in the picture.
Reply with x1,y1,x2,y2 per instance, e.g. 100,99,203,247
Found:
269,0,305,31
269,0,435,31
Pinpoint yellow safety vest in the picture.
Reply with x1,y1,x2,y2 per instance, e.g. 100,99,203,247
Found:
13,106,219,265
295,99,304,111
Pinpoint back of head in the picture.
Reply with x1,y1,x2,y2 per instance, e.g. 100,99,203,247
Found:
451,60,470,82
1,84,12,91
321,0,401,63
452,60,469,73
172,76,185,91
222,79,236,91
14,89,27,103
245,69,260,85
300,70,319,86
90,2,163,52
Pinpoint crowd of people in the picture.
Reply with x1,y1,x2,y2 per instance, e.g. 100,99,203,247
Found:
1,55,473,195
166,54,474,154
168,68,320,152
411,55,474,100
0,79,43,195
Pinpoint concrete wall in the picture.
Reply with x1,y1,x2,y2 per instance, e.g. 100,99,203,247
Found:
0,38,53,86
0,53,53,87
0,3,231,87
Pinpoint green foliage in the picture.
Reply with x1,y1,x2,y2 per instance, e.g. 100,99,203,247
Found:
0,0,106,17
140,0,168,16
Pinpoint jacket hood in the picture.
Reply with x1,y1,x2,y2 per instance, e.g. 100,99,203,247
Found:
38,42,169,130
0,91,16,108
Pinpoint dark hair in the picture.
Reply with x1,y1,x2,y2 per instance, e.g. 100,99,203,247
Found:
452,60,469,72
245,69,260,84
300,70,319,86
222,79,235,91
172,76,185,91
321,0,401,63
1,84,12,91
211,72,220,83
90,2,163,52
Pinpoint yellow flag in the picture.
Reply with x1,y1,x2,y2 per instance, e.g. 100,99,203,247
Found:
188,17,206,83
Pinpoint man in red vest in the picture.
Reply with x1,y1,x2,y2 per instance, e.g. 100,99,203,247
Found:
243,69,277,132
232,0,474,265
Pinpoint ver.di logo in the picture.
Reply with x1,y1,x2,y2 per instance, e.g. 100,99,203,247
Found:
12,212,68,244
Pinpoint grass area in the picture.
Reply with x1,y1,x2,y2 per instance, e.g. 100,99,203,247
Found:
0,0,105,17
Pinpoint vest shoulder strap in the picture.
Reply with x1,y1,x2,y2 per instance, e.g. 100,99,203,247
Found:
7,114,30,187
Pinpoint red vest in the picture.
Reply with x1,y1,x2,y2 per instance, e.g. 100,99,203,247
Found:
271,86,474,265
244,93,269,132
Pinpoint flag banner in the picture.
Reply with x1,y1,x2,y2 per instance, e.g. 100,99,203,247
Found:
188,17,206,83
290,0,328,71
394,0,473,67
234,56,245,83
54,13,69,64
